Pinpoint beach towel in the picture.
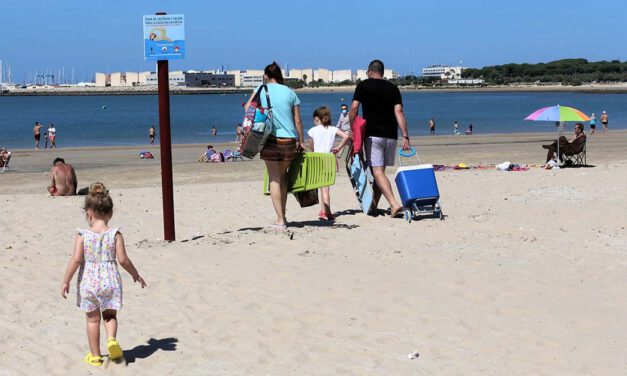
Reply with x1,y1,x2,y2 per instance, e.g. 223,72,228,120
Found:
351,116,366,155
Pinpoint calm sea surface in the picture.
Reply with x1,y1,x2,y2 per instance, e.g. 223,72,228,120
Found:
0,91,625,149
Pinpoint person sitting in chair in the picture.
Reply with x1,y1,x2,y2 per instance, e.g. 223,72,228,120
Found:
542,123,586,164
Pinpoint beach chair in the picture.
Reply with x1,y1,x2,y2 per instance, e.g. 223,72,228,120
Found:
561,137,587,167
1,152,11,173
231,149,243,161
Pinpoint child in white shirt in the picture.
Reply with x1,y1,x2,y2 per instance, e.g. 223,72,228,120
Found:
307,106,350,220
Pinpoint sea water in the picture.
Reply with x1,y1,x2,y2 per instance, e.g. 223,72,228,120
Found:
0,91,625,149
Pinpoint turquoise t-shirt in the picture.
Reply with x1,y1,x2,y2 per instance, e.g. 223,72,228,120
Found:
255,83,300,139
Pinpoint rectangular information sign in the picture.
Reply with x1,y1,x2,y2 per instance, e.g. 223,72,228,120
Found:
143,14,185,61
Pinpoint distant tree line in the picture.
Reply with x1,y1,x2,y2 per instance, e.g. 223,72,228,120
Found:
462,58,627,86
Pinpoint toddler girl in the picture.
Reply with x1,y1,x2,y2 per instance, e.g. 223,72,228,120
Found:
61,182,146,367
307,106,350,220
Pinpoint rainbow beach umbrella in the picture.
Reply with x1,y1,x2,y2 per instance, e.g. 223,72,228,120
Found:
524,105,590,169
525,105,590,122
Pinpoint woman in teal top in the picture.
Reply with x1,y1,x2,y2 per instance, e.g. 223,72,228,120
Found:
244,62,305,231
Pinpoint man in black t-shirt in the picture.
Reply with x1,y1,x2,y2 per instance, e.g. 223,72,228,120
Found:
349,59,411,217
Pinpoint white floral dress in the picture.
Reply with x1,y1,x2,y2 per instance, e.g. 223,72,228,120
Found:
76,228,123,311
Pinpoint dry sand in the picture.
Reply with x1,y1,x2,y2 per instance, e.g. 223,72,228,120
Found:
1,131,626,375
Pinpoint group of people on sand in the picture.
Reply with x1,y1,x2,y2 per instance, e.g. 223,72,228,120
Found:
33,121,58,149
244,59,410,231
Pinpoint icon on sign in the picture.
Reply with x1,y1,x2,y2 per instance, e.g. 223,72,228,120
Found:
161,46,168,52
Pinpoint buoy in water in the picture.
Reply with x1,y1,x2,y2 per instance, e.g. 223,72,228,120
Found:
101,105,107,110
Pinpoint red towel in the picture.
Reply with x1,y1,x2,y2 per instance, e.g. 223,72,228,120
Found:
351,116,366,155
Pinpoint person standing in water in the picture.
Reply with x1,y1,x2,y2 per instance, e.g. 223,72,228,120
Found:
34,122,43,149
149,126,156,145
48,124,57,148
600,111,609,134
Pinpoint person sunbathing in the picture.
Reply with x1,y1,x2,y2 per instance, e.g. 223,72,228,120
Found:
542,123,586,164
198,145,216,162
48,157,78,196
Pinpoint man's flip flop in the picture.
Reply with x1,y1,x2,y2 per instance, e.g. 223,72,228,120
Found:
107,337,123,360
84,353,103,367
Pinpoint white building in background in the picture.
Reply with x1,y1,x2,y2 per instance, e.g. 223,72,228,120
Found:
95,72,149,87
226,70,242,87
447,79,484,85
356,69,368,81
288,68,301,81
313,68,331,83
421,66,463,80
288,68,314,84
356,68,398,81
331,70,352,83
146,71,186,86
384,69,398,80
95,73,109,87
240,70,264,87
138,71,150,85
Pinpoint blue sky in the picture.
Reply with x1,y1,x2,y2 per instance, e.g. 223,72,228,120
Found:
1,0,625,82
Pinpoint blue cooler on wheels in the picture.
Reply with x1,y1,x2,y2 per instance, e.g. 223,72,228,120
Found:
394,148,442,221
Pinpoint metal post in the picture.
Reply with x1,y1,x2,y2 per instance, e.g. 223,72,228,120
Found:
157,59,175,241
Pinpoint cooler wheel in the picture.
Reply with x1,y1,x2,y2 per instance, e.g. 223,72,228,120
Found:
404,209,412,223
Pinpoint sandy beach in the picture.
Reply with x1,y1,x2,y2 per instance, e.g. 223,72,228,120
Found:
1,131,627,375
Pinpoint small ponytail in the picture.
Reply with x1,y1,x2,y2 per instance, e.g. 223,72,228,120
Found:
313,106,332,126
264,61,284,85
84,182,113,217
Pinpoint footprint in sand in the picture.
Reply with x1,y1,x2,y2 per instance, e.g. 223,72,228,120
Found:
104,355,128,368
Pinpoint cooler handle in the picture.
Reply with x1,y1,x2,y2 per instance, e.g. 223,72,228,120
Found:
398,147,421,167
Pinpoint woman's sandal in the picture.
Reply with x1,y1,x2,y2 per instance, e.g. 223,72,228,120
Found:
107,337,124,361
84,353,103,367
267,223,287,232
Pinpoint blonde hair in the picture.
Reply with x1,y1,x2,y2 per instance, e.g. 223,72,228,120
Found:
83,182,113,218
313,106,332,126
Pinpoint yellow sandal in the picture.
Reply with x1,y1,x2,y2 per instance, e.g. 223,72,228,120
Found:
84,352,103,367
107,337,123,360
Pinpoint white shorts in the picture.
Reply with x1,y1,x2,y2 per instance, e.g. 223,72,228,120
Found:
364,137,397,167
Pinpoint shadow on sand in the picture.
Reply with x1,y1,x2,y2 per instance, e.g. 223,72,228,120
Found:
124,337,178,364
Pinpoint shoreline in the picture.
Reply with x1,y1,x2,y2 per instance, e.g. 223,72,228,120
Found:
4,129,605,154
2,83,627,97
3,130,625,179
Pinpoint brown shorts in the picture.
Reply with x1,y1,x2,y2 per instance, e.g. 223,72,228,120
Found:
260,136,296,162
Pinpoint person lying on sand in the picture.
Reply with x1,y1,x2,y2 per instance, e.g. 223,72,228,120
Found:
48,157,78,196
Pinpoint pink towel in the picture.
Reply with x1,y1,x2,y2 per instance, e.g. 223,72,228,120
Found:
351,116,366,155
